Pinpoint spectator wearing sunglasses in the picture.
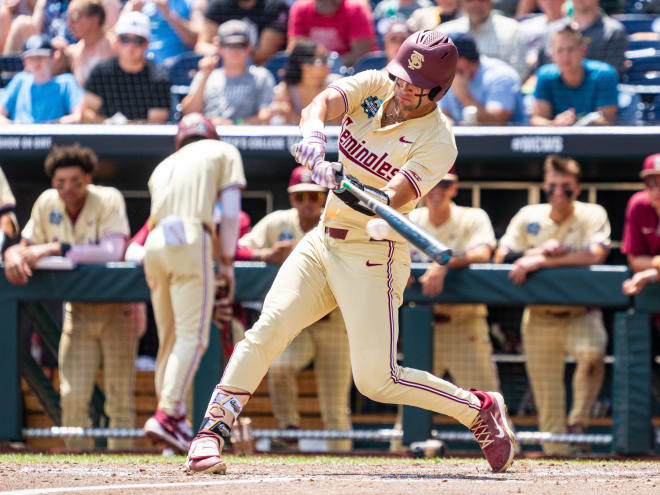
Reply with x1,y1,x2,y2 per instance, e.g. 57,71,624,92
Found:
494,155,610,455
181,19,275,125
269,39,339,125
238,166,352,452
82,11,172,123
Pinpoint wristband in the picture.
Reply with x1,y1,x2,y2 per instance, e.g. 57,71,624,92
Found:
300,118,325,139
60,243,71,256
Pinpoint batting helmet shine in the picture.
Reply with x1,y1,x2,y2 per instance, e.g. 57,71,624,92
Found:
175,112,219,150
385,30,458,102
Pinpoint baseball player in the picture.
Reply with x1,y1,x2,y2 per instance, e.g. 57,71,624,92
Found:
622,154,660,295
3,144,136,450
187,30,516,475
239,166,352,452
409,168,500,392
494,154,610,456
0,166,18,255
142,113,246,454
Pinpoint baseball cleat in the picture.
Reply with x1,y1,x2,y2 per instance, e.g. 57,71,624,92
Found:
469,390,517,473
144,409,192,453
185,434,226,474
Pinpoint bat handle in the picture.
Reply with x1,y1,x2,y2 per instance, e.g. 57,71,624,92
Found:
435,249,453,265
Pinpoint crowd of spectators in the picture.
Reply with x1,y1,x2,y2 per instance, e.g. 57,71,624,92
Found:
0,0,657,125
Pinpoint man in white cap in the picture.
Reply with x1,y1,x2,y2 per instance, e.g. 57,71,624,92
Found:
82,11,172,123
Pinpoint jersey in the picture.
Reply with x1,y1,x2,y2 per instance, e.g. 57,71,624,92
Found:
148,139,246,228
621,190,660,256
409,203,495,318
22,184,130,245
0,166,16,214
498,201,611,253
238,208,304,248
326,70,458,240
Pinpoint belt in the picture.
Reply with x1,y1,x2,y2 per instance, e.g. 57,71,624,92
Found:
149,217,212,235
544,311,572,318
325,226,348,240
434,313,452,324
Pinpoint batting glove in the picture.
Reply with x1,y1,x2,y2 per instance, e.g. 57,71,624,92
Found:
294,131,327,169
311,161,343,189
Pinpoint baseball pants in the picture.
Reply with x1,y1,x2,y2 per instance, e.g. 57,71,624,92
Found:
144,218,215,418
221,227,481,427
59,302,137,450
433,304,500,393
267,308,352,451
522,306,607,455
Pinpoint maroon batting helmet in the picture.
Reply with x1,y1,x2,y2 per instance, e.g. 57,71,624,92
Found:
385,30,458,102
175,112,219,150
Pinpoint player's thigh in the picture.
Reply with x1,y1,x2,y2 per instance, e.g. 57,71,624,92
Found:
270,327,315,371
255,231,338,339
327,240,409,380
521,308,567,378
565,309,607,358
143,242,175,341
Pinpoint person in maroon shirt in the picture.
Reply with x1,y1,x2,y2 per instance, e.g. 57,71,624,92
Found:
287,0,376,67
622,153,660,295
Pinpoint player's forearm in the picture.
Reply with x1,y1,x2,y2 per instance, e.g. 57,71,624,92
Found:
540,247,608,268
450,245,492,268
627,254,656,273
216,187,241,263
66,235,126,263
300,93,330,126
1,213,16,238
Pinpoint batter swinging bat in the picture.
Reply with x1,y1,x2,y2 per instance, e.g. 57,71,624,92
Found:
339,175,453,265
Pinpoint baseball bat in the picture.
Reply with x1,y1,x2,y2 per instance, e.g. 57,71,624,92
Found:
339,175,453,265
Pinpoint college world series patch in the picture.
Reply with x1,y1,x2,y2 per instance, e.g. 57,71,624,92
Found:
361,96,383,118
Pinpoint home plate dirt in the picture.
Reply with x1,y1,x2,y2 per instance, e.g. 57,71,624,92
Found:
0,455,659,495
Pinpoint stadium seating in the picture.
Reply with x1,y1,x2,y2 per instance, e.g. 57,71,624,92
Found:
622,50,660,84
353,51,388,74
264,50,289,84
614,14,660,35
0,55,23,88
628,39,660,51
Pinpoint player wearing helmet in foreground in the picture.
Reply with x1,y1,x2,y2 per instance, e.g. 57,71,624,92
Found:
186,30,517,474
142,113,246,452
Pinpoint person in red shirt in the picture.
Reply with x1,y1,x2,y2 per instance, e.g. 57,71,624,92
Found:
287,0,376,67
622,153,660,295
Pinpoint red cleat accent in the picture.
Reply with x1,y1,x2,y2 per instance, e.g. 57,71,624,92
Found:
469,390,517,473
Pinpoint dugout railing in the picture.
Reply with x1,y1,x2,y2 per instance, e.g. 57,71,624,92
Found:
0,262,656,454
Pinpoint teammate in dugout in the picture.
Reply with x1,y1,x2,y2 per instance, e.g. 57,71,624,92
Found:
409,168,500,393
141,113,247,454
3,144,139,450
186,30,517,475
0,166,19,256
239,166,352,452
494,154,611,456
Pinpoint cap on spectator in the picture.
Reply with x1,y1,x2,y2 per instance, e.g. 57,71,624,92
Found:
115,11,151,41
448,32,479,62
640,153,660,178
443,166,458,181
287,166,328,193
22,34,52,59
383,20,412,39
218,19,251,46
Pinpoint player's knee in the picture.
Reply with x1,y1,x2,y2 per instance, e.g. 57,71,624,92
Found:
352,371,393,403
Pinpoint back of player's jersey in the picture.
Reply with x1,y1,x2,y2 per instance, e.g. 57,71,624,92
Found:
148,140,246,227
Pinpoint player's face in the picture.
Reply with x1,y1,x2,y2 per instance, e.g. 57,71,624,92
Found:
52,166,91,209
644,175,660,209
289,191,326,220
425,180,457,209
462,0,492,25
393,78,436,114
543,170,579,212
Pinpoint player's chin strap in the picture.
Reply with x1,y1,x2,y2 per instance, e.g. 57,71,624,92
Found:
333,173,390,217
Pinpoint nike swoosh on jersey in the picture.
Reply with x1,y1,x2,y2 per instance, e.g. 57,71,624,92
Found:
366,261,383,267
490,412,506,438
399,136,413,144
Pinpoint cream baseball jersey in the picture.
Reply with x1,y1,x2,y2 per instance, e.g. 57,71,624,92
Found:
149,139,246,228
239,208,305,248
22,185,129,244
325,70,458,234
499,201,611,252
0,167,15,212
408,204,495,262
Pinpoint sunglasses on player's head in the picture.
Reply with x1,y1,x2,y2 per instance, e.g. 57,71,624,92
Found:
118,34,147,46
292,191,324,202
545,184,575,198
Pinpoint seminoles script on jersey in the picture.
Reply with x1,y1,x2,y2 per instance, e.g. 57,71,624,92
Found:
338,116,399,182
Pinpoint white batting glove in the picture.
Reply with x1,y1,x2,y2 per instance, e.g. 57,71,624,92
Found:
294,131,327,169
311,161,343,189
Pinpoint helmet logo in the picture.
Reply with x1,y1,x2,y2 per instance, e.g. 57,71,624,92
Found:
408,50,424,70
